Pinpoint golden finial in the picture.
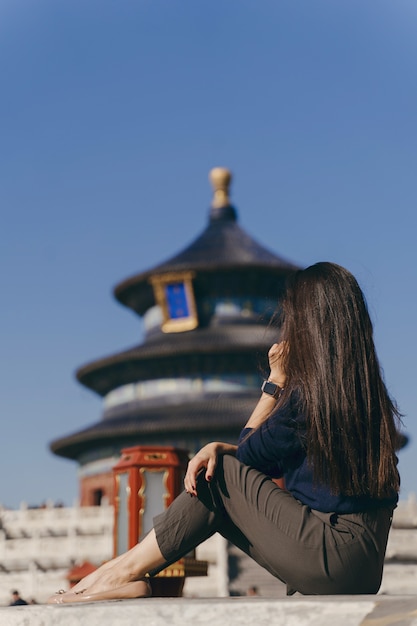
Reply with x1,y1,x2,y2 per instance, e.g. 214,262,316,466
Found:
209,167,232,209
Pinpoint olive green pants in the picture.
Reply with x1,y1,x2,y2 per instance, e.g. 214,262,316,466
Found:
153,454,393,594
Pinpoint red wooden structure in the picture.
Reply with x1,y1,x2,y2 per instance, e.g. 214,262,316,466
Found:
112,445,207,596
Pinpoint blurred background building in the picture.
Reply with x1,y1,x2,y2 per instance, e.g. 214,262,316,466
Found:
50,166,298,506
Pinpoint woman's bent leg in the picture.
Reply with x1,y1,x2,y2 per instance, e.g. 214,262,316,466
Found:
154,455,392,594
152,454,306,582
49,454,392,601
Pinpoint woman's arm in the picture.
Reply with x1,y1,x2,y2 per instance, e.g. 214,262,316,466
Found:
245,342,287,429
185,344,287,495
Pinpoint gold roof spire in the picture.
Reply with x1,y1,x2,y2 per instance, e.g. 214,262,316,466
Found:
209,167,232,209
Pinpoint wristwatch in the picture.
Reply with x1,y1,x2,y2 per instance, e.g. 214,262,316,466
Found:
261,380,282,399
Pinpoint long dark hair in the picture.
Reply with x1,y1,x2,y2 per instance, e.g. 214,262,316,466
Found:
276,262,401,499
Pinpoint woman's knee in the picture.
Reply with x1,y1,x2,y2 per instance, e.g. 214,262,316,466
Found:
214,454,243,496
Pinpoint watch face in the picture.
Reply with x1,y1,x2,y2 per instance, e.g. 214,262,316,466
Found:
262,381,278,396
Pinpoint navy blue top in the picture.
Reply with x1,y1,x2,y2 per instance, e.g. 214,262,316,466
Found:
236,398,398,514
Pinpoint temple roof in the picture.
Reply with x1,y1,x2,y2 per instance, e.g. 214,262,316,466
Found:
51,168,300,463
76,323,278,396
50,391,259,460
114,168,298,315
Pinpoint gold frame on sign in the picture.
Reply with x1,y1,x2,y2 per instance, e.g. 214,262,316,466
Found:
149,271,198,333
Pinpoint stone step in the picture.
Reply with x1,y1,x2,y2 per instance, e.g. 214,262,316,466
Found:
2,596,417,626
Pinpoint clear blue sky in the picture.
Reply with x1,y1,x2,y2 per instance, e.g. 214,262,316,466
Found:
1,0,416,509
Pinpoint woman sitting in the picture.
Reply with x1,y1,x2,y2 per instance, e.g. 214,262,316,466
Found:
48,262,401,602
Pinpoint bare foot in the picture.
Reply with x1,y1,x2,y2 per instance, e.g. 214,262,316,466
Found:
47,580,151,604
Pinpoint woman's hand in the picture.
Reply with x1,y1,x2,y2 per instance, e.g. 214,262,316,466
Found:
184,442,237,496
268,341,287,388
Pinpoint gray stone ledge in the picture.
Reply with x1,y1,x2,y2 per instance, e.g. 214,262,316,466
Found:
2,595,417,626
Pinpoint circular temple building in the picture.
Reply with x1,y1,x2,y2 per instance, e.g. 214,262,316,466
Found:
50,167,299,506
